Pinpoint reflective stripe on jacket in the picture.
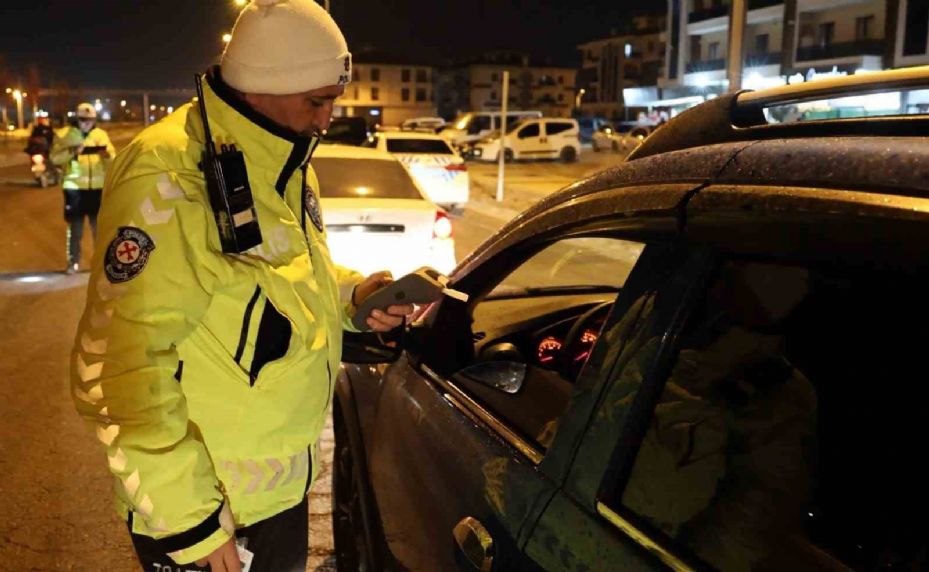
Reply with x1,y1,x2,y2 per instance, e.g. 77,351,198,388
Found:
71,68,364,565
51,126,116,190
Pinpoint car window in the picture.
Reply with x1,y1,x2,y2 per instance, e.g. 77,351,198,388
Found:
385,139,455,154
518,124,540,139
545,122,575,136
603,260,929,571
312,158,423,199
471,115,491,132
424,237,646,456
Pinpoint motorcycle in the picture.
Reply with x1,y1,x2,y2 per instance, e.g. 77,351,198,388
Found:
30,153,61,188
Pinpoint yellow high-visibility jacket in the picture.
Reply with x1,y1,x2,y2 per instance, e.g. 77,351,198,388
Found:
71,68,364,564
50,125,117,190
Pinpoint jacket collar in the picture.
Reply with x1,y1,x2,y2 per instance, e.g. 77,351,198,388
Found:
197,66,319,197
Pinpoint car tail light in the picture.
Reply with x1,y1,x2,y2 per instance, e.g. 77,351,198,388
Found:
445,162,467,172
433,211,453,239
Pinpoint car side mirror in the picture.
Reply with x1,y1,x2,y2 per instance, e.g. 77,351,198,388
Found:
341,331,402,364
457,361,527,394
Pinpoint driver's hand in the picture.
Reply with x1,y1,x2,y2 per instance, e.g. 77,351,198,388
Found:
194,538,241,572
353,271,415,332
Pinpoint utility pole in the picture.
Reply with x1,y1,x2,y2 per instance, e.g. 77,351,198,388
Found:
727,0,747,92
496,70,509,203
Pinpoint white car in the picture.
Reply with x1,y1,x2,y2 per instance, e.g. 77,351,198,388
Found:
400,116,446,132
591,122,653,153
473,118,581,163
312,144,457,277
367,131,469,212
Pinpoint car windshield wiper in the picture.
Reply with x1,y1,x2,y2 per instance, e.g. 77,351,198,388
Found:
486,284,620,300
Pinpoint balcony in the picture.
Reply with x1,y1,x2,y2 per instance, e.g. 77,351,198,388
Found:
688,5,728,23
686,58,726,73
745,51,782,67
796,39,885,62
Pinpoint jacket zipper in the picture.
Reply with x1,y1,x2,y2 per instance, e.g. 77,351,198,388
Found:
234,285,262,365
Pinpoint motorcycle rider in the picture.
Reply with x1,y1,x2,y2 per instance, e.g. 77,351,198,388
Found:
50,102,116,273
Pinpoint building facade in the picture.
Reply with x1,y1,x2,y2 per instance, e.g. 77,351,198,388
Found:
662,0,917,94
437,53,578,119
576,14,668,119
335,61,437,127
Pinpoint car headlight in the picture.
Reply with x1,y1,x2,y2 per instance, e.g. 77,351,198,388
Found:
473,148,482,157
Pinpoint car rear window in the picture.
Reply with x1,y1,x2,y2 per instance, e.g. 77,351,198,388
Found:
312,158,423,199
385,139,454,154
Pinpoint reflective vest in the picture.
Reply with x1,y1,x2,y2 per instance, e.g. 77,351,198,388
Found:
51,125,116,190
71,68,364,564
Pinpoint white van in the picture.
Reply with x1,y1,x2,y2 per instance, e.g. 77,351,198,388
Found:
440,110,542,147
473,117,581,163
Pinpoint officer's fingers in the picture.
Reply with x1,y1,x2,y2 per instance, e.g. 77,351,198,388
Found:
366,310,404,332
385,304,415,317
223,544,243,572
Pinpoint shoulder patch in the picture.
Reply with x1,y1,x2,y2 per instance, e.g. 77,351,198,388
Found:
104,227,156,283
305,184,325,233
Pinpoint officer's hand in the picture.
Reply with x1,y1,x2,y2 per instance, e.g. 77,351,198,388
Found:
194,538,241,572
354,271,415,332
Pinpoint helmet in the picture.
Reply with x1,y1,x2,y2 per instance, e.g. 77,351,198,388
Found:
76,103,97,120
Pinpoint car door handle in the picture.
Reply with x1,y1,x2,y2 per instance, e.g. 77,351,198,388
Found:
453,516,494,571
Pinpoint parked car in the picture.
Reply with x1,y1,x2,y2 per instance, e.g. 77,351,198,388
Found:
334,68,929,571
576,116,611,143
591,121,653,153
366,131,469,213
441,110,543,148
323,116,372,146
472,117,581,163
311,144,456,277
400,116,447,132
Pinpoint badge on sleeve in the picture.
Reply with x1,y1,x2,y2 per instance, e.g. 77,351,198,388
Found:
104,227,156,283
305,184,325,233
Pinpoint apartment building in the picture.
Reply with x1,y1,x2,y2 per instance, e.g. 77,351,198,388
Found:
436,52,578,119
576,13,668,119
334,57,437,127
663,0,902,97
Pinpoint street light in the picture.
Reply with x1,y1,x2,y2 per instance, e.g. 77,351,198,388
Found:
12,89,25,130
575,88,586,109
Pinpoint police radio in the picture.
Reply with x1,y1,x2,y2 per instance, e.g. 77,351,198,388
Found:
195,74,262,253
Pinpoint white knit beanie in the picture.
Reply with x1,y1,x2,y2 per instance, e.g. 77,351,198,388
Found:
221,0,352,95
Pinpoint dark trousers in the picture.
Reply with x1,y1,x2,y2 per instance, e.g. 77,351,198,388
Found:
129,496,309,572
64,188,102,266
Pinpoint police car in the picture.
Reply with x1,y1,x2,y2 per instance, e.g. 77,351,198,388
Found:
366,131,469,213
311,144,456,278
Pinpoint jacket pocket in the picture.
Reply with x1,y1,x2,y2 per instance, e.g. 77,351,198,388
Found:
248,297,292,385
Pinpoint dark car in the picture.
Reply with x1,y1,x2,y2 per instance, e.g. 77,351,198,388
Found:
323,116,372,146
333,69,929,571
576,116,611,143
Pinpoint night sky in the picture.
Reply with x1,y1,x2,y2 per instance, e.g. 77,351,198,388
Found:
0,0,660,89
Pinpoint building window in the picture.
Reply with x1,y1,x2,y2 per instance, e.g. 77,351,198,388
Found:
490,91,498,101
856,15,875,40
818,22,835,47
402,88,410,102
371,87,379,101
558,76,564,84
558,93,564,101
691,36,703,60
648,40,656,53
416,88,427,102
625,43,633,57
708,41,720,59
402,69,410,82
416,69,428,83
371,68,380,82
491,72,499,82
755,33,770,54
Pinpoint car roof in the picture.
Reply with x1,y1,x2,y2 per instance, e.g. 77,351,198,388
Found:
313,144,396,161
378,131,447,141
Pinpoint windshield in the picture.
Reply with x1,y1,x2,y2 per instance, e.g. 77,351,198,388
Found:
386,139,455,154
312,158,423,199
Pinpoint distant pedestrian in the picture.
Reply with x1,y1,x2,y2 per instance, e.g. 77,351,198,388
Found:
50,102,116,273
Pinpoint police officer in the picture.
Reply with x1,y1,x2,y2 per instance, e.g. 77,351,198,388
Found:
50,102,116,273
71,1,412,570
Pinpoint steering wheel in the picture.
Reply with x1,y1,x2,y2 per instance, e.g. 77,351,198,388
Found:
558,301,614,381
